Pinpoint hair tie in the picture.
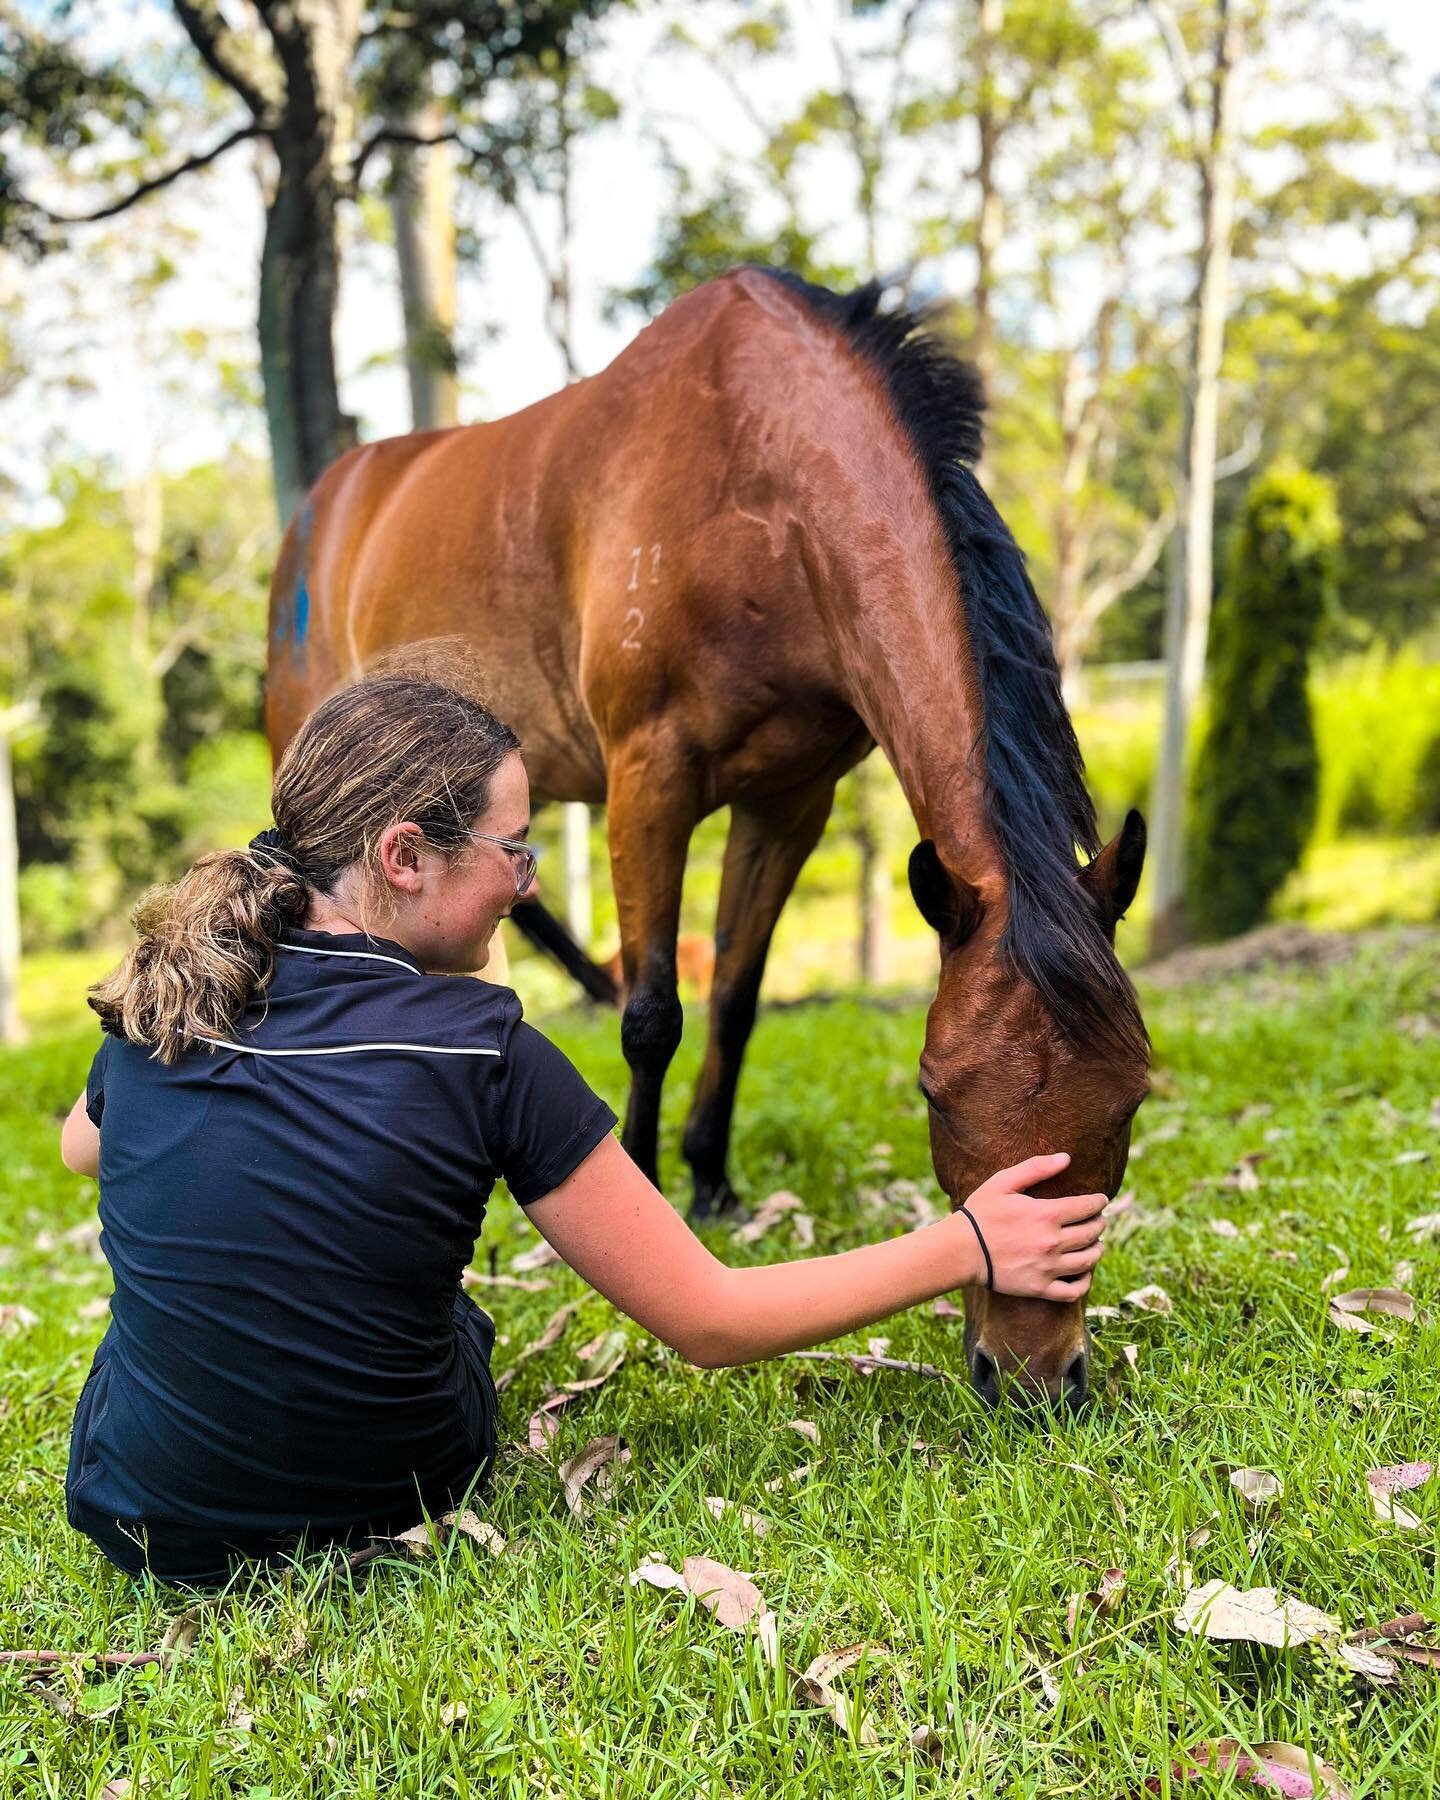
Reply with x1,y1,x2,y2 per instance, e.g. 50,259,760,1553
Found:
958,1201,995,1291
248,827,299,873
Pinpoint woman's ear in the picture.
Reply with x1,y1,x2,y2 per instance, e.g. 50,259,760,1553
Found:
908,841,984,945
378,821,426,888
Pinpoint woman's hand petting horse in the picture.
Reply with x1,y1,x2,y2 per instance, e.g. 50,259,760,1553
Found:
527,1139,1107,1371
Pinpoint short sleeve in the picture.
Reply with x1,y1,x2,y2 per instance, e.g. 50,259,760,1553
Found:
85,1035,111,1126
481,1018,619,1206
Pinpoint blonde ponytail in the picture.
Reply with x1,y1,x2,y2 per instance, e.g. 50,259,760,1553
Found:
88,847,309,1063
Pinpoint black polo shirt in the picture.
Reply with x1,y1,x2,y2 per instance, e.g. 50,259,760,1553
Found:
66,924,617,1585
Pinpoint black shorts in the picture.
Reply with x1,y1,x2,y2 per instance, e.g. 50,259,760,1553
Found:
65,1291,501,1592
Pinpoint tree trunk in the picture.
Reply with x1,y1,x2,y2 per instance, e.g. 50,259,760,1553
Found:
971,0,1005,480
852,759,891,985
390,100,459,431
0,709,35,1046
1150,515,1189,955
259,130,355,524
1148,0,1243,955
561,801,592,948
1052,520,1087,699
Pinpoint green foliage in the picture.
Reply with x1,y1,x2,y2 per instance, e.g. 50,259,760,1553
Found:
1311,653,1440,840
606,179,850,320
1232,278,1440,649
16,862,116,953
4,454,273,950
1189,462,1341,941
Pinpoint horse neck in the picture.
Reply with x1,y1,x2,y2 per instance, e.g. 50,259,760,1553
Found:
817,510,1006,897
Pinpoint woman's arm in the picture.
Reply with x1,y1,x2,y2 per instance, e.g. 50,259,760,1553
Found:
525,1135,1106,1369
60,1092,100,1179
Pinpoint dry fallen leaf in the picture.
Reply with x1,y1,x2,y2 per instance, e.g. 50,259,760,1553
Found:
782,1419,820,1444
512,1239,563,1272
1158,1739,1350,1798
1230,1468,1284,1514
0,1304,39,1335
572,1329,627,1375
157,1598,223,1657
762,1461,818,1492
867,1336,891,1358
1066,1567,1126,1637
461,1270,551,1292
526,1391,579,1451
1221,1152,1268,1192
1106,1343,1141,1395
1209,1218,1242,1239
702,1496,771,1534
681,1555,768,1630
390,1509,505,1557
1327,1288,1417,1334
446,1511,506,1554
558,1435,630,1519
77,1297,111,1321
734,1191,805,1246
1174,1581,1340,1647
910,1723,944,1765
1335,1639,1400,1683
1121,1284,1174,1316
793,1642,884,1745
627,1557,689,1595
1405,1211,1440,1243
932,1297,962,1319
792,1212,816,1251
439,1699,468,1729
1365,1462,1432,1531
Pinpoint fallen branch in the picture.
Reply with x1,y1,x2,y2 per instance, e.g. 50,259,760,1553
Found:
0,1648,169,1676
784,1350,957,1381
1348,1612,1429,1645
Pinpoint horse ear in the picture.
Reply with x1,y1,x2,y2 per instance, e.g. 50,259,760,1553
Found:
1079,809,1147,934
908,842,984,945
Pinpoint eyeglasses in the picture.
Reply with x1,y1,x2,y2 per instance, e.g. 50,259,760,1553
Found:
469,829,540,897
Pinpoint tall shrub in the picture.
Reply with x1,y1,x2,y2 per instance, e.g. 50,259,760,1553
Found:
1189,461,1339,940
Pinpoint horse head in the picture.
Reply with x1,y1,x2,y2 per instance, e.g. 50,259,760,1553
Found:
910,810,1150,1411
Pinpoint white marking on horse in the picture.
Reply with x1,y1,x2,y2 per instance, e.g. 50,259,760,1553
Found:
621,606,645,651
628,546,642,593
649,542,662,585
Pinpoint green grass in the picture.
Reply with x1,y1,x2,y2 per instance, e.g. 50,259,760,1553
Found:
3,937,1439,1795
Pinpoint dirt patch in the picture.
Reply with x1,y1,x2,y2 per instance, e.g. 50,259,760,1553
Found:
1138,921,1438,991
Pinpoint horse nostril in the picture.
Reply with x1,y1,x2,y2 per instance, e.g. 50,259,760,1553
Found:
1061,1350,1090,1411
971,1349,1001,1408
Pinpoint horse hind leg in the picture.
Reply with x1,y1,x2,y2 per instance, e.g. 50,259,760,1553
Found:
682,784,835,1220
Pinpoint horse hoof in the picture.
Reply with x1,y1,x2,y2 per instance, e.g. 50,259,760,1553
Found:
690,1183,747,1226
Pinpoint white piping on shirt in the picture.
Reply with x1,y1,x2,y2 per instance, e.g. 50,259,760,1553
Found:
198,1037,500,1058
275,942,421,976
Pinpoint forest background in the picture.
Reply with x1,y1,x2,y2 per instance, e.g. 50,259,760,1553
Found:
2,0,1437,1040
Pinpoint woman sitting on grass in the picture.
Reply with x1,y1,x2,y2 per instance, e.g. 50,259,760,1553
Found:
59,664,1108,1591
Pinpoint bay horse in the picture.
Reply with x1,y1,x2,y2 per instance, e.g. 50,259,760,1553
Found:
264,268,1150,1408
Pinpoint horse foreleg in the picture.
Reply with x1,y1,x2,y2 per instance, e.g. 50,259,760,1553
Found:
682,786,835,1220
606,744,699,1189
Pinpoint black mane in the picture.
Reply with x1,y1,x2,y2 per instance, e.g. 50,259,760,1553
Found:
759,268,1146,1060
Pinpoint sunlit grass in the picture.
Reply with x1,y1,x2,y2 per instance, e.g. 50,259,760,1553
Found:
2,932,1438,1793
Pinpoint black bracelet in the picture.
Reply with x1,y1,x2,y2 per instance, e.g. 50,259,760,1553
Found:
958,1202,995,1291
